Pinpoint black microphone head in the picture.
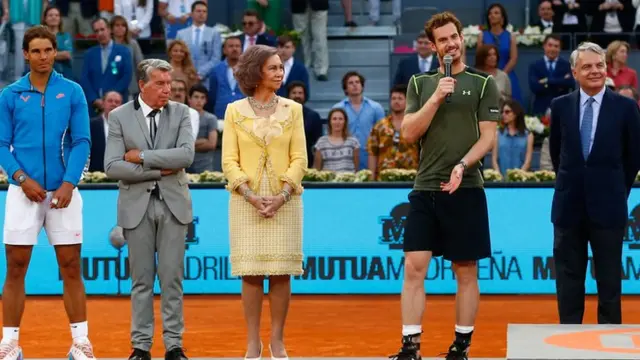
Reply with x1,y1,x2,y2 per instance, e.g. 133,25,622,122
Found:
443,54,453,65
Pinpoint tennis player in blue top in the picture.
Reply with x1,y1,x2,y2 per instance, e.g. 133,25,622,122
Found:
0,26,94,360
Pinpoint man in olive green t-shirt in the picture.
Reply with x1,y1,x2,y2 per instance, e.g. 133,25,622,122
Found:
389,11,501,360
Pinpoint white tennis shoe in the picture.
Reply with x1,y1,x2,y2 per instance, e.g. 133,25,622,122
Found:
68,341,96,360
0,341,22,360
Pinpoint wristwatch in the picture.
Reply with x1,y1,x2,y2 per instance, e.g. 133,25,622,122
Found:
458,160,468,171
139,151,145,164
17,174,26,184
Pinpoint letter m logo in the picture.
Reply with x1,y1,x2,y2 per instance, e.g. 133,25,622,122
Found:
378,216,405,250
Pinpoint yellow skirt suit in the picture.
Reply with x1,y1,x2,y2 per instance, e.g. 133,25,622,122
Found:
221,97,308,276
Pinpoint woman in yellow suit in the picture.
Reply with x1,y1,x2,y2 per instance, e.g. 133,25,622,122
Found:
221,44,308,360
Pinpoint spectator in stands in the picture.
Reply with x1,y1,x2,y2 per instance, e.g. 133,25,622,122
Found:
492,99,534,176
42,5,74,80
56,0,99,39
332,71,385,171
276,35,310,98
590,0,634,47
248,0,282,33
314,108,360,172
478,3,523,104
89,91,123,172
341,0,356,27
287,81,323,168
475,44,511,101
552,0,589,48
110,15,145,99
80,18,133,115
176,1,222,86
206,36,245,119
617,85,640,105
369,0,400,26
4,0,48,81
393,32,439,87
534,0,555,30
186,84,218,174
291,0,329,81
113,0,155,40
170,77,200,141
606,40,638,89
167,39,199,90
158,0,192,45
367,85,418,180
241,9,276,52
528,34,574,115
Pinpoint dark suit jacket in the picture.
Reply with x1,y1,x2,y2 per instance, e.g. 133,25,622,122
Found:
393,54,439,86
291,0,329,13
241,33,276,49
552,1,589,32
54,0,99,18
89,116,106,172
79,43,133,106
549,88,640,229
277,60,310,98
589,0,635,33
528,56,575,115
302,105,323,168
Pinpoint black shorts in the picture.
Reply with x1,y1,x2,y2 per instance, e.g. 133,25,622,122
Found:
403,188,491,261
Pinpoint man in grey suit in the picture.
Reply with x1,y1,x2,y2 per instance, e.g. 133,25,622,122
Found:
104,59,195,360
176,0,222,86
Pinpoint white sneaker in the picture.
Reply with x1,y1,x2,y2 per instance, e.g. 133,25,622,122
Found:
68,341,96,360
0,342,22,360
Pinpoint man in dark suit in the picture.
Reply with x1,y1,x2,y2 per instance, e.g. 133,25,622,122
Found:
241,9,276,52
89,91,123,172
287,81,323,168
528,34,574,115
532,0,554,30
393,31,439,86
549,41,640,325
276,35,310,98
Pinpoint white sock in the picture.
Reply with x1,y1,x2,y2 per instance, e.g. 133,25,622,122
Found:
455,325,474,334
70,321,89,343
402,325,422,336
1,327,19,344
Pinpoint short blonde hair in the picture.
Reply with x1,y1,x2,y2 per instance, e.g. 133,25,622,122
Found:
606,40,630,64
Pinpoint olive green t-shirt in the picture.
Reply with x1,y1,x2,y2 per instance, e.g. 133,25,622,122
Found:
405,66,501,191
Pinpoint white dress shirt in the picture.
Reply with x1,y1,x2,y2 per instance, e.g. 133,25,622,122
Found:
139,96,164,133
139,96,198,143
114,0,155,38
103,115,109,142
158,0,194,17
579,86,606,153
191,23,205,46
418,55,433,73
283,57,294,84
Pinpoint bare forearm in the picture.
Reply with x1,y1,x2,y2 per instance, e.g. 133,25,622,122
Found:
402,98,440,143
195,139,216,152
461,133,495,167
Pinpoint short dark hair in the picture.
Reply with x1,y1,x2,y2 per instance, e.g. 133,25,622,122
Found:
244,9,261,21
287,80,307,98
191,0,207,12
189,83,209,98
390,84,407,97
23,25,57,52
277,35,295,47
234,44,279,96
341,71,365,93
92,17,109,30
485,3,509,28
424,11,463,44
417,31,428,40
543,34,562,45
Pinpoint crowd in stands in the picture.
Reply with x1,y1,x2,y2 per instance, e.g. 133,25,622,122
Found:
2,0,640,180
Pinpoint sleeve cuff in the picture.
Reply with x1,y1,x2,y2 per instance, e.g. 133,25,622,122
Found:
279,174,303,195
225,175,249,192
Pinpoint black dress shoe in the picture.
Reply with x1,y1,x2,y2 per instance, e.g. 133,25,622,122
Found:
129,348,151,360
165,347,188,360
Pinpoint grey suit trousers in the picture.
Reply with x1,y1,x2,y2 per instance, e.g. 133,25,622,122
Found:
124,195,187,351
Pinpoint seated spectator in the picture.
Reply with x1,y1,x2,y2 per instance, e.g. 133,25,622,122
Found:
475,44,511,101
206,36,245,119
478,3,522,104
491,99,534,176
287,81,323,168
187,84,218,174
606,40,638,89
533,0,554,30
617,85,640,106
80,18,133,116
110,15,145,99
170,77,200,142
158,0,193,45
114,0,155,40
241,9,276,52
42,5,74,80
167,39,199,90
57,0,99,39
332,71,385,171
393,32,438,86
247,0,282,33
367,85,418,180
313,108,360,172
176,1,222,85
276,35,309,98
528,34,573,115
89,91,123,172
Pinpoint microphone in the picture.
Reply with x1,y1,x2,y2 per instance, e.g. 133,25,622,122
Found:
443,54,453,103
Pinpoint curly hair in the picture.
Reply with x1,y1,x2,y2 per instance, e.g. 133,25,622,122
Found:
424,11,463,44
234,45,279,96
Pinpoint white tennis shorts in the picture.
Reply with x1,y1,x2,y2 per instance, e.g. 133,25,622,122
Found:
3,184,83,246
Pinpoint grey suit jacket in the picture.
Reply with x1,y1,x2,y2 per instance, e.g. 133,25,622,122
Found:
104,99,195,229
176,25,222,79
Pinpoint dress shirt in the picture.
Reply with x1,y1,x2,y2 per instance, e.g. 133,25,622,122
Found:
283,57,294,84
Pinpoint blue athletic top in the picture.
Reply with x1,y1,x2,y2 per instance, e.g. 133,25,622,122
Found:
0,71,91,190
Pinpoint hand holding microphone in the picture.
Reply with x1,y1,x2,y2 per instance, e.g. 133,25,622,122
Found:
432,54,456,105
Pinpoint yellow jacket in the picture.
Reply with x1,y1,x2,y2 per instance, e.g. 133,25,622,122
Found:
221,97,308,196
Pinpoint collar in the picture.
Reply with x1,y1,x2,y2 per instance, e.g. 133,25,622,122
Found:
138,95,164,117
284,57,294,67
245,33,257,39
579,86,606,106
101,39,113,50
344,96,370,105
544,55,557,63
418,54,432,61
193,23,205,31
